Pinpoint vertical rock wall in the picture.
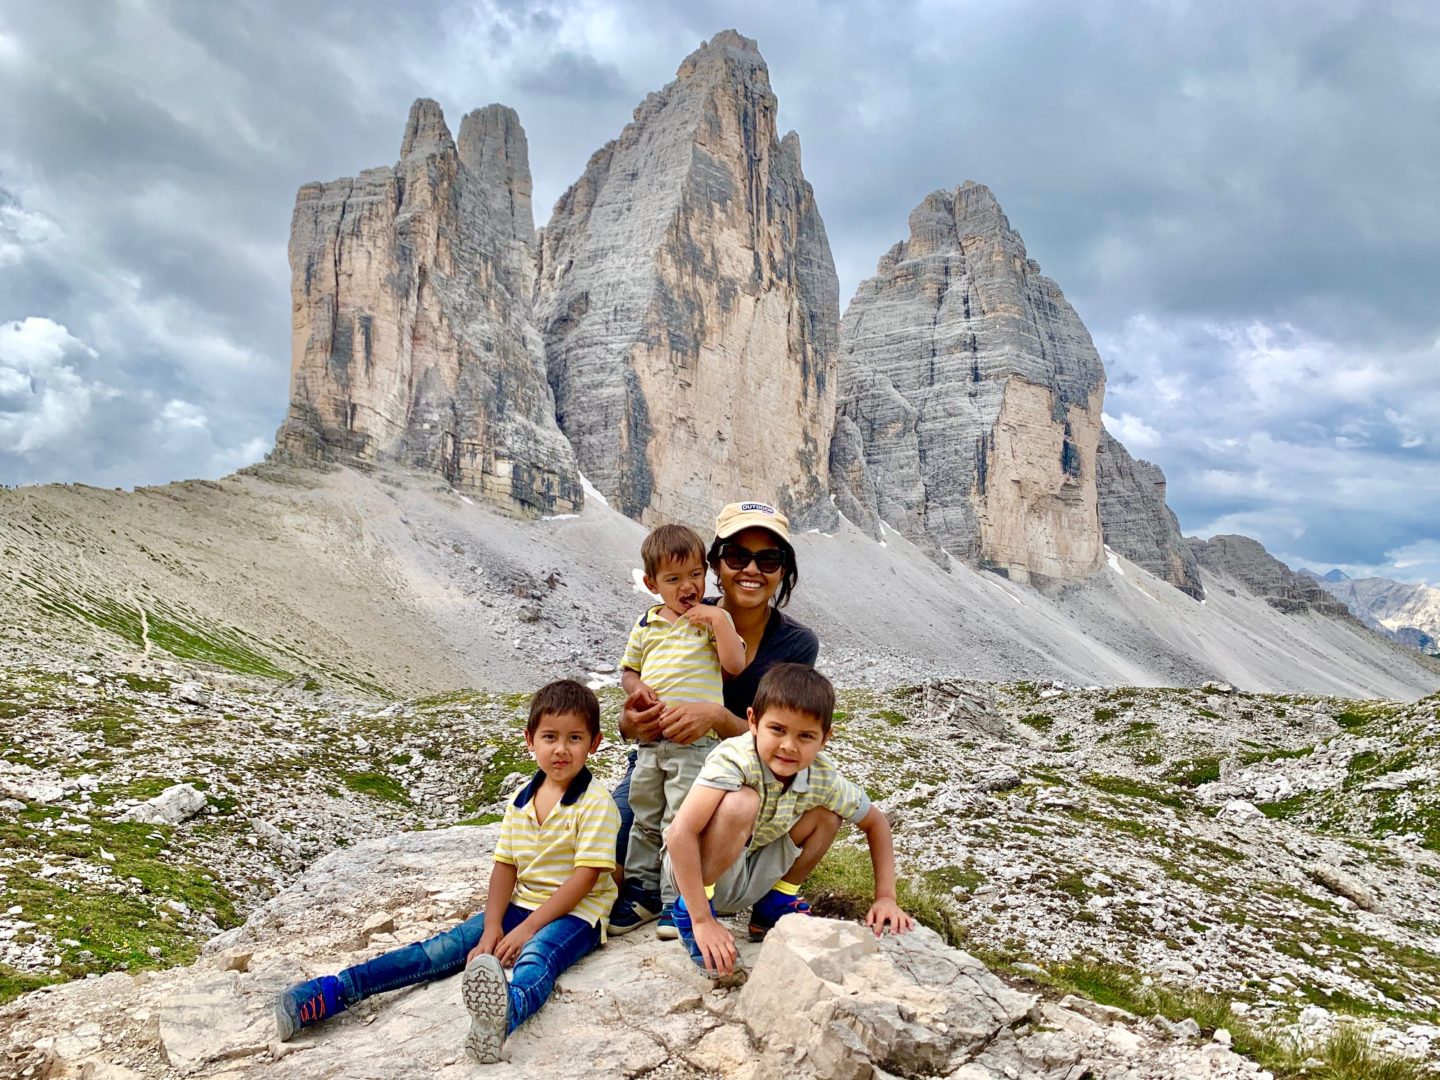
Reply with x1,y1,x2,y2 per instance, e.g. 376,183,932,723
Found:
535,30,839,528
1095,430,1205,599
831,182,1105,582
275,101,580,516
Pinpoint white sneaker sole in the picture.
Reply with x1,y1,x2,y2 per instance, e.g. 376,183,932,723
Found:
461,955,508,1064
655,922,678,941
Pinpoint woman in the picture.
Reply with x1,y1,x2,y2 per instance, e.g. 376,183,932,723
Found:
611,501,819,900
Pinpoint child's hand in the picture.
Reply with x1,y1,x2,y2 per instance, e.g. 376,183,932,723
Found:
865,898,914,936
691,919,739,976
494,924,536,967
466,925,504,965
631,680,660,710
681,605,729,631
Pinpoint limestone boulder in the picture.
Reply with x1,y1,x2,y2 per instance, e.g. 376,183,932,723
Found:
535,30,839,529
738,917,1035,1078
275,100,580,517
831,182,1106,582
1095,428,1204,599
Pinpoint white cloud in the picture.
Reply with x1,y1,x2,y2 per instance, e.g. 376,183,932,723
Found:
155,398,209,432
0,317,114,456
1102,410,1160,452
0,201,60,267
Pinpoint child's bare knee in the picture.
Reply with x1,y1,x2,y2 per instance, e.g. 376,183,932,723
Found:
716,786,760,824
793,807,842,843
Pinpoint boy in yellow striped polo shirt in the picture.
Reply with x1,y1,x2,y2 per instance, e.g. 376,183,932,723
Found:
274,680,620,1064
609,524,746,936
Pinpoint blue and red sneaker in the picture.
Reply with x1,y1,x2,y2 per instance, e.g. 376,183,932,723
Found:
748,888,811,941
274,974,346,1041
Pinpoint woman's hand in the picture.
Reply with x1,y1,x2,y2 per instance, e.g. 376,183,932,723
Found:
619,687,665,742
658,700,735,744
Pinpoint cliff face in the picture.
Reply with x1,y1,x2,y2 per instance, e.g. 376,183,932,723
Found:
534,30,839,528
1189,534,1353,617
1095,429,1204,599
831,182,1105,583
275,101,580,516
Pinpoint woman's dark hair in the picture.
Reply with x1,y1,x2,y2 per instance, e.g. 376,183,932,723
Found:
707,532,799,609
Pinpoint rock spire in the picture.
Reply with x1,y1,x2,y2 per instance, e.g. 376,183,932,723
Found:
830,182,1106,583
534,30,840,528
1095,429,1205,599
275,100,580,516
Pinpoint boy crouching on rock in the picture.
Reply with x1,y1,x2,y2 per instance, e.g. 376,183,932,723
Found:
665,664,914,977
274,679,620,1063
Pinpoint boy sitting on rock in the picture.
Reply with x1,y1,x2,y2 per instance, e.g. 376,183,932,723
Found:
665,663,913,976
274,679,620,1063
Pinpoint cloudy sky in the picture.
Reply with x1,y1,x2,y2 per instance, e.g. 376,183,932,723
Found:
1,0,1437,583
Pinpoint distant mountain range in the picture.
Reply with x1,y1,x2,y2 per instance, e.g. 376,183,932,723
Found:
1298,569,1440,655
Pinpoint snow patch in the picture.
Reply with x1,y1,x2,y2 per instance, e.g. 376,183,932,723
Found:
630,568,660,600
1105,546,1124,576
579,471,608,507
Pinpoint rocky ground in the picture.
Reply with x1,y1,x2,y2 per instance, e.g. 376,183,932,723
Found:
1,659,1437,1077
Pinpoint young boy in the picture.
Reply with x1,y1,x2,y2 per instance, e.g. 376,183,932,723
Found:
273,680,620,1064
609,523,746,936
665,663,913,976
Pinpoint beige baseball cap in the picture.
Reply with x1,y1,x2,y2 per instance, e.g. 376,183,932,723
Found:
714,501,792,544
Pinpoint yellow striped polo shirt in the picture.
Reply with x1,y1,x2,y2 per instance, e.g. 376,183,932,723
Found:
494,768,619,931
694,734,871,848
621,605,724,706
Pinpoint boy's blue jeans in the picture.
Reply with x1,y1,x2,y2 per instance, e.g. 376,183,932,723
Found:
336,903,601,1034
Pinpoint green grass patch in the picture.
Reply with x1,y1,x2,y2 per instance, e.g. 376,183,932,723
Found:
1165,756,1222,788
1020,714,1054,733
341,772,412,805
1238,746,1314,766
1014,962,1427,1079
807,844,964,946
1093,707,1118,722
873,709,907,728
0,965,61,1005
1084,773,1185,809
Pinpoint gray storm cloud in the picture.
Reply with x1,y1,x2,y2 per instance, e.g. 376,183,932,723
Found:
0,0,1435,580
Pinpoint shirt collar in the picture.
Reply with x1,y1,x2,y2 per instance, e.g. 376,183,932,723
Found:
512,766,593,808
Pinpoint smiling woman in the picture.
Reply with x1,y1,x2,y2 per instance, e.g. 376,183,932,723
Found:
610,501,821,904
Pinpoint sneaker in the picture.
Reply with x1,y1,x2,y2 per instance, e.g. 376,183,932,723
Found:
274,974,345,1041
748,888,811,942
655,903,678,940
461,954,509,1064
671,894,718,972
607,884,663,935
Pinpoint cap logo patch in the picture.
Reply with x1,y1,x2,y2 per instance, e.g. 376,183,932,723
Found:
740,502,775,515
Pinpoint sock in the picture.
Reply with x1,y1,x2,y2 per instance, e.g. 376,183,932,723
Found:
704,884,716,899
771,879,800,897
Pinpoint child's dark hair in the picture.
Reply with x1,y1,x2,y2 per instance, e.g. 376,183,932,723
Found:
527,679,601,738
642,523,707,578
706,534,799,609
751,664,835,733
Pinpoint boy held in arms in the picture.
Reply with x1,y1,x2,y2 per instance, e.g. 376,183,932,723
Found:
609,523,747,936
274,680,620,1064
666,664,913,976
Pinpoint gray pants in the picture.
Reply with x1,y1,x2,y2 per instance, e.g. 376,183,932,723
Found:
624,738,716,903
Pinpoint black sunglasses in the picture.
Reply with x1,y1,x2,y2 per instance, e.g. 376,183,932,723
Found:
719,544,787,574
